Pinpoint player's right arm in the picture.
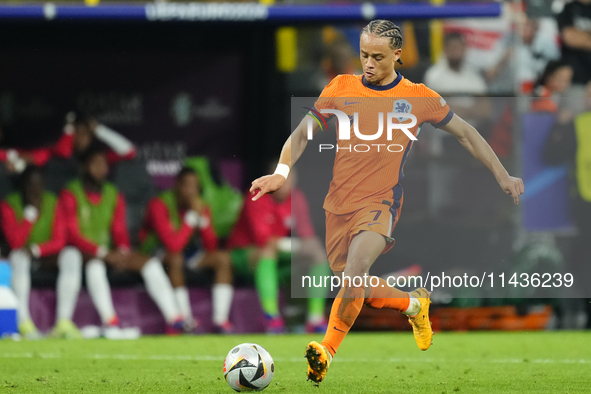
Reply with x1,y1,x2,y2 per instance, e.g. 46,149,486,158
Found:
250,75,342,201
249,114,322,201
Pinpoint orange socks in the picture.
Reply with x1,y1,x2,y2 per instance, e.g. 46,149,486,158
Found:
321,276,410,356
321,286,364,357
364,277,410,312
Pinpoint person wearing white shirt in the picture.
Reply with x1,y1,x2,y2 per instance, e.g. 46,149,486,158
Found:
424,32,488,96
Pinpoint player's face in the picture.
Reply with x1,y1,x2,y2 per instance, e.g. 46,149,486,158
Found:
445,39,466,69
520,19,538,44
359,33,401,85
86,153,109,183
547,66,573,93
176,173,199,206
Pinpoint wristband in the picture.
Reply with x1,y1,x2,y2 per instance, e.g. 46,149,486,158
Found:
274,163,290,179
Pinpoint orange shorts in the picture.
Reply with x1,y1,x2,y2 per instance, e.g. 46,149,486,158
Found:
325,202,402,272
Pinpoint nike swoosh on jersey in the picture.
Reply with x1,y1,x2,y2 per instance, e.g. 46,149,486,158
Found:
344,101,361,106
368,222,381,226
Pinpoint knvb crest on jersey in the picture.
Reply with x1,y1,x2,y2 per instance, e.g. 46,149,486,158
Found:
393,100,412,122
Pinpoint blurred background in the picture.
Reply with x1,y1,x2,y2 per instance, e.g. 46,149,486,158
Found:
0,0,590,336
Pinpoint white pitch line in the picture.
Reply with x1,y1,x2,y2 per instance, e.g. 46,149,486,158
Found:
0,353,589,365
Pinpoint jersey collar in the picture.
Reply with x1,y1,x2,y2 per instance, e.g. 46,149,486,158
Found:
362,72,402,91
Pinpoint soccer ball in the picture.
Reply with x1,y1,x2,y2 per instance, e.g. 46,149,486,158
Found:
223,343,274,392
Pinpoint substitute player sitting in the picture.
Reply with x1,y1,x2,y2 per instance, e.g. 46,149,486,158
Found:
228,165,331,334
250,20,524,385
60,148,182,337
1,166,79,339
139,166,234,333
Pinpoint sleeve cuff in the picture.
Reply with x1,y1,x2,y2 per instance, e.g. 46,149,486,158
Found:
63,124,75,135
432,109,454,129
198,215,210,230
24,205,39,222
30,244,41,258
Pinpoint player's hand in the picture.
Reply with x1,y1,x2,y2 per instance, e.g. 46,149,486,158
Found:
250,174,285,201
498,175,524,204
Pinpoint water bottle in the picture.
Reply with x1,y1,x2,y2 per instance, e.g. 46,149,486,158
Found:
0,261,18,336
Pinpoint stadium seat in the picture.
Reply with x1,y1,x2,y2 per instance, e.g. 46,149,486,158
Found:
111,158,156,245
28,286,273,334
44,157,78,195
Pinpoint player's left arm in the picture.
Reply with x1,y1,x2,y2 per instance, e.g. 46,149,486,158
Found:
440,114,524,204
250,75,342,201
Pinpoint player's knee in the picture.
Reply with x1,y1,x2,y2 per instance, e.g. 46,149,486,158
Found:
166,253,184,271
85,258,106,278
214,252,232,272
341,285,365,299
343,257,372,279
58,247,83,276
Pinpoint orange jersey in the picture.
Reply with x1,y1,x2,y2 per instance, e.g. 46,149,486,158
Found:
313,73,453,215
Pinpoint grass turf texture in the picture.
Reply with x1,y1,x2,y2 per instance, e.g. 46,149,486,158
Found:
1,332,589,393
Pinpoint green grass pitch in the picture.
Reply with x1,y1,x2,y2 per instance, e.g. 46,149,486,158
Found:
1,331,589,393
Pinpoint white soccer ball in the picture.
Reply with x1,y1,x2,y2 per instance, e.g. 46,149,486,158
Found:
223,343,274,392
